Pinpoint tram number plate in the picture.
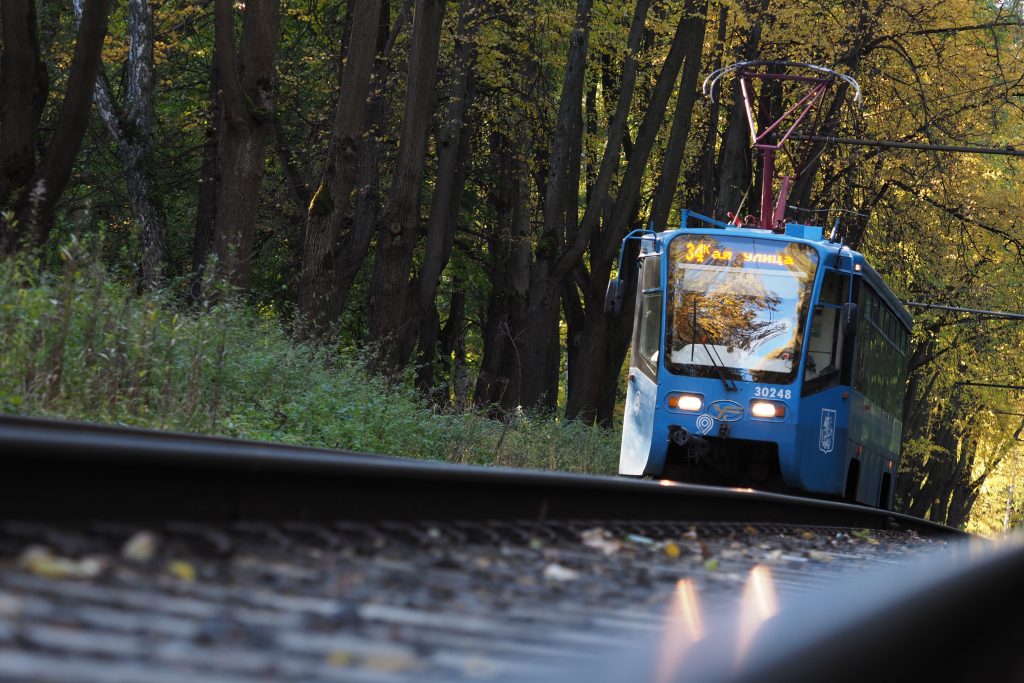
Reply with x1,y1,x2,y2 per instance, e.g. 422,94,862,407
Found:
754,386,791,400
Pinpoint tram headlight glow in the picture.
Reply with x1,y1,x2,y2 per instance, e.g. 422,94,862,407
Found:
668,393,704,412
750,400,786,419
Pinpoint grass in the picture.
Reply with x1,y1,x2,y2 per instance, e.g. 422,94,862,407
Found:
0,242,619,475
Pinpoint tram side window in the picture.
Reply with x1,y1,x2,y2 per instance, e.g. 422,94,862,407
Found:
803,271,849,395
854,284,908,414
632,255,662,380
819,270,849,305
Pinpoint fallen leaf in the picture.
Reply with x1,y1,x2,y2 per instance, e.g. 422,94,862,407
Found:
663,542,681,559
543,563,581,582
17,545,107,579
743,526,759,535
581,528,622,556
326,651,354,667
121,531,158,563
851,529,880,545
703,557,719,571
167,560,196,582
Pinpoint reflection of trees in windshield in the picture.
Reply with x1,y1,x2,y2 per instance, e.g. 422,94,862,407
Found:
666,237,818,384
676,279,784,355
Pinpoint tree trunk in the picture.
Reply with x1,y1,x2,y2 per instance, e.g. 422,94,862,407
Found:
298,0,384,333
366,0,448,374
565,4,705,422
0,0,48,234
649,0,708,231
701,3,728,215
413,0,478,391
432,281,466,408
474,133,518,408
714,1,767,220
714,90,752,220
568,0,649,264
514,0,594,411
209,0,281,290
326,0,410,324
415,109,475,391
3,0,111,250
74,0,166,287
192,61,220,288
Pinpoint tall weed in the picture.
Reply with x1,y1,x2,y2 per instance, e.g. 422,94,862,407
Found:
0,246,619,475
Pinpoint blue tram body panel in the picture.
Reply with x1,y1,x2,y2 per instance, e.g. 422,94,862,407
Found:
795,385,851,495
617,211,911,508
620,370,658,475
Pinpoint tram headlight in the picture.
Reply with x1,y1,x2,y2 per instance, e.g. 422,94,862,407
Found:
668,393,703,412
750,400,786,419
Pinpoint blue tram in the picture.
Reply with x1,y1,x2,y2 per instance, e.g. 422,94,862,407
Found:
608,211,912,508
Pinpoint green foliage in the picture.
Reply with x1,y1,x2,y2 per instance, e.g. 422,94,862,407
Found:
17,0,1024,532
0,245,618,474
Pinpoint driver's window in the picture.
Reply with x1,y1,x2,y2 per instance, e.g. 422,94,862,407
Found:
803,271,848,395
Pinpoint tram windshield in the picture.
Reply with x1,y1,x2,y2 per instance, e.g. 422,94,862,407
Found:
665,235,819,385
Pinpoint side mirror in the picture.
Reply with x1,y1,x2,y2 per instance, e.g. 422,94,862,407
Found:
604,278,624,316
842,302,859,337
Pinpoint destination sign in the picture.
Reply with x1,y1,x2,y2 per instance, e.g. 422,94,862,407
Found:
679,241,795,266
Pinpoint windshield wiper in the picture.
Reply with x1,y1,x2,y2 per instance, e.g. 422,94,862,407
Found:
692,300,738,392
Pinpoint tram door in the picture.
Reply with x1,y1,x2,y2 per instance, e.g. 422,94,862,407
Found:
620,253,662,475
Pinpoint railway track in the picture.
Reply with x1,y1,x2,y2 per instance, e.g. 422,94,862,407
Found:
1,414,1012,682
0,415,960,533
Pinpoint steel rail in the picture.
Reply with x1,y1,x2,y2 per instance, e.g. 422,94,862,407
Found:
0,414,960,537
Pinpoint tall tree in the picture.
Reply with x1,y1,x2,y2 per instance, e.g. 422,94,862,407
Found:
322,0,412,326
566,0,709,423
713,0,768,220
502,0,594,411
473,125,532,409
73,0,166,287
206,0,280,290
298,0,385,334
0,0,48,228
701,3,728,215
410,0,479,391
0,0,112,251
365,0,448,373
649,0,708,231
